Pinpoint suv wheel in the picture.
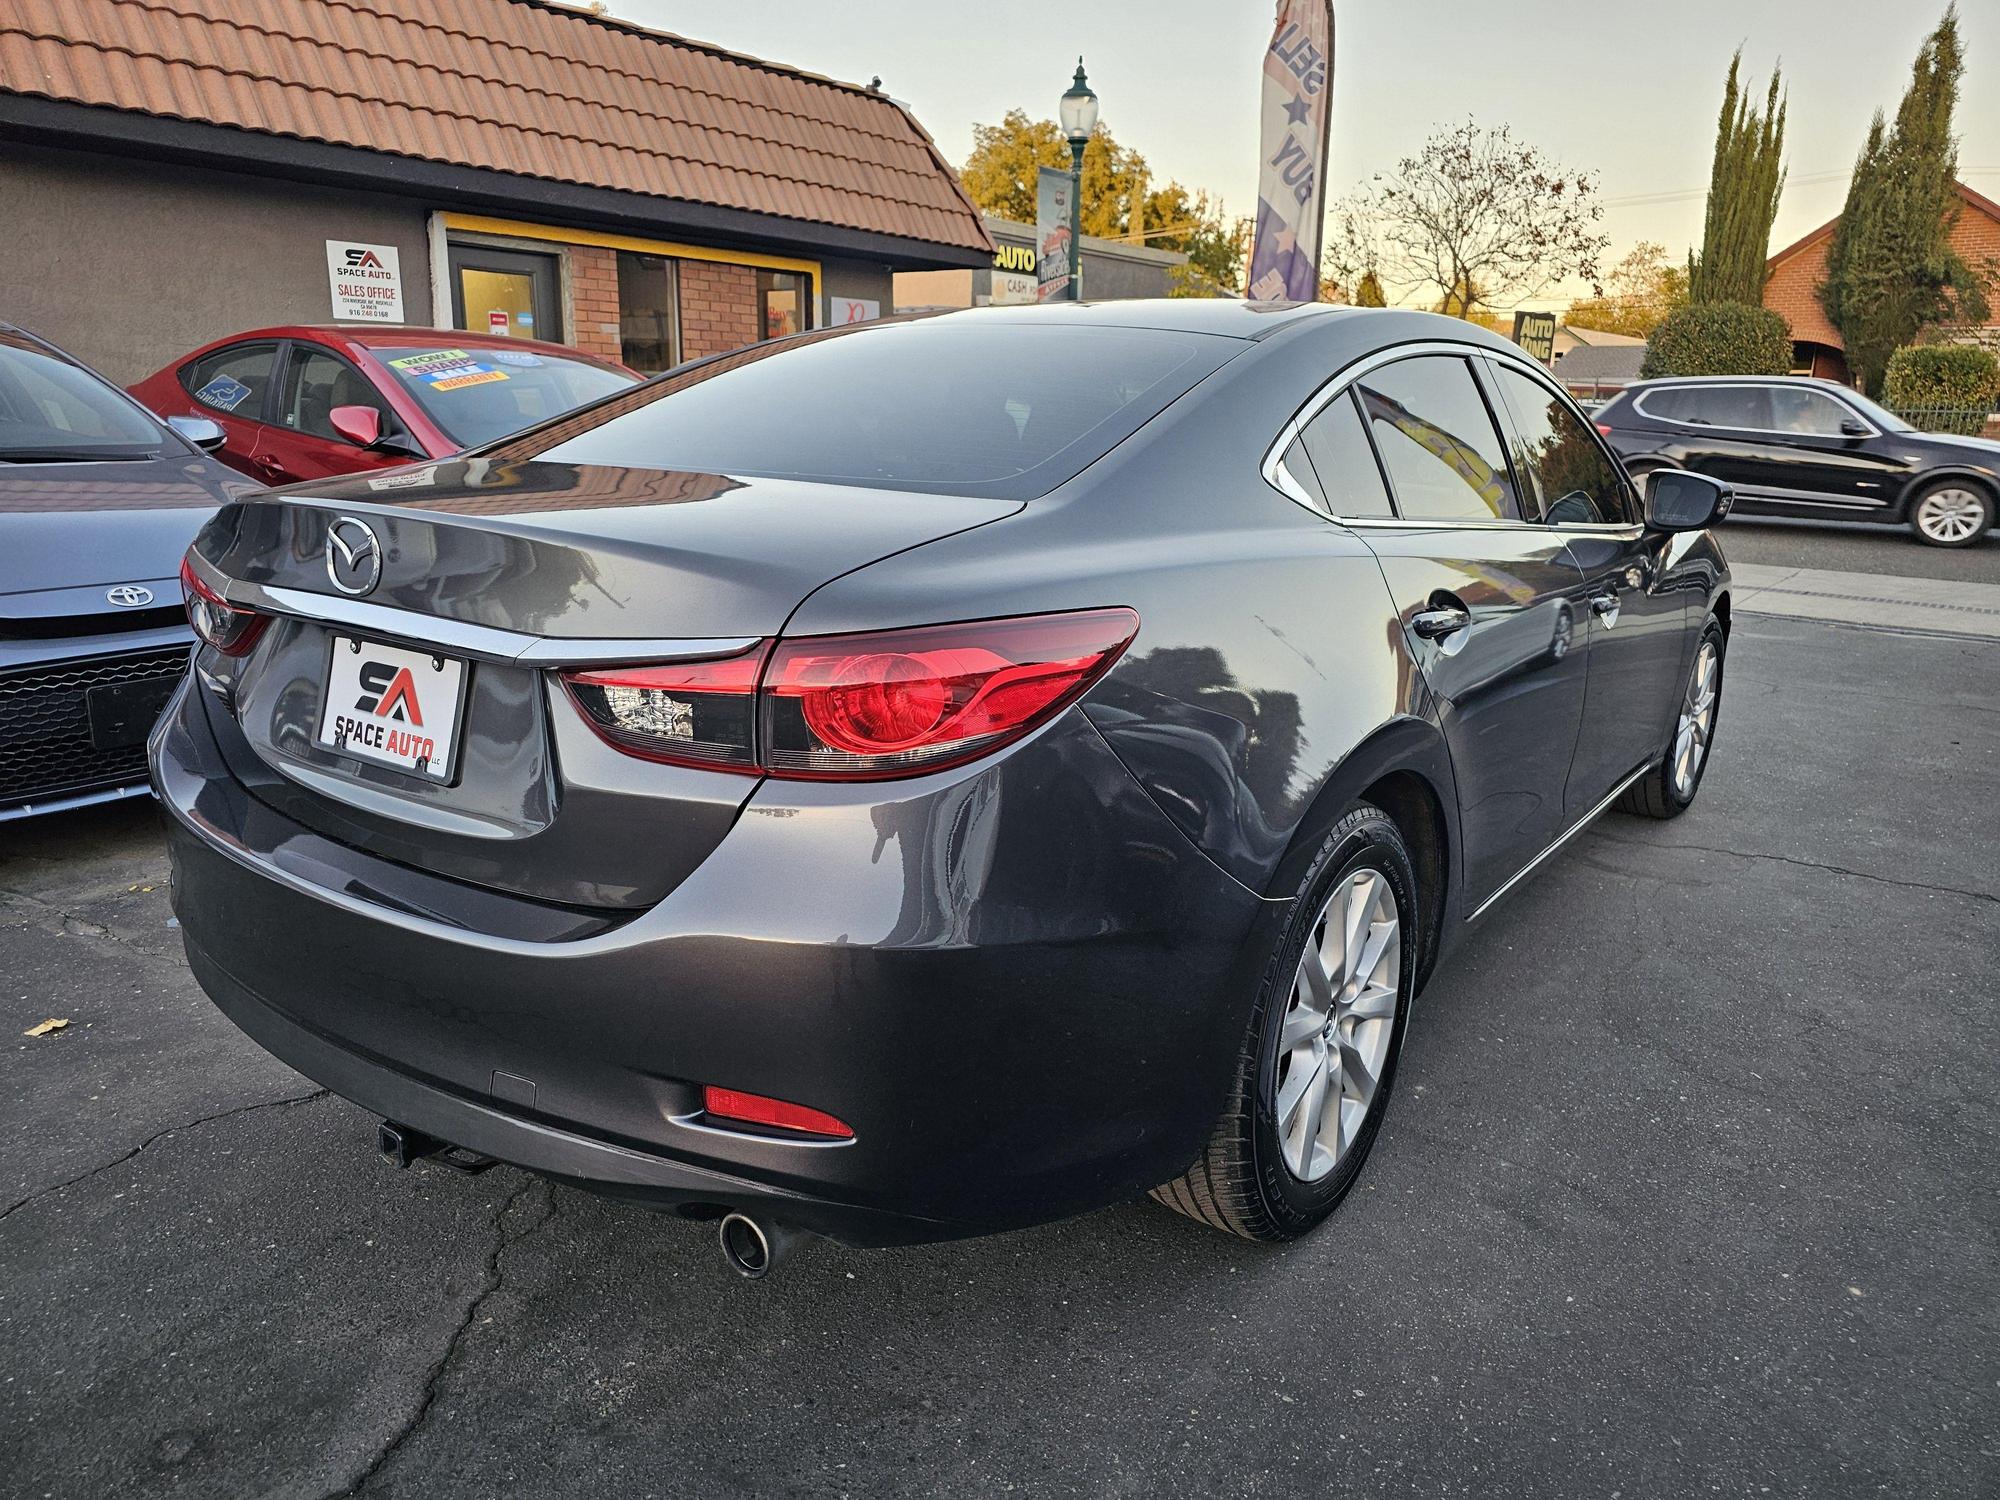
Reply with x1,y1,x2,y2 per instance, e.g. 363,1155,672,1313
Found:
1152,804,1416,1241
1619,616,1724,819
1909,482,1993,548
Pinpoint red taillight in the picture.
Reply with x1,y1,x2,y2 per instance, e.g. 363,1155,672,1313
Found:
560,608,1139,782
179,556,269,657
1595,423,1614,437
702,1085,854,1139
762,609,1139,778
563,646,765,772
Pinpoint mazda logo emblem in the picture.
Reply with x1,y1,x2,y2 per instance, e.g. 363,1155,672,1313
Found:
326,516,382,596
105,584,154,608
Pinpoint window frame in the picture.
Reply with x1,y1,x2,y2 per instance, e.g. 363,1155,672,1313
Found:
1262,339,1639,532
180,340,284,426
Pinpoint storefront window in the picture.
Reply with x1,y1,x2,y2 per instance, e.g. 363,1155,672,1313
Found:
618,252,680,374
758,270,811,340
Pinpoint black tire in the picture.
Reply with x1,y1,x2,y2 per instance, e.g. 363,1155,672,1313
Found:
1618,615,1725,819
1906,479,1994,549
1152,803,1418,1241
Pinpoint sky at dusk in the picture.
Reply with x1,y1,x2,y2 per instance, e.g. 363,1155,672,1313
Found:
609,0,2000,310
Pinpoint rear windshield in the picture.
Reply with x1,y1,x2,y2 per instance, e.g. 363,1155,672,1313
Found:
371,345,637,449
493,319,1231,499
0,340,166,461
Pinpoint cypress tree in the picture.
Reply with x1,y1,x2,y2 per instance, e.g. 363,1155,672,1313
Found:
1819,7,1991,396
1689,52,1787,307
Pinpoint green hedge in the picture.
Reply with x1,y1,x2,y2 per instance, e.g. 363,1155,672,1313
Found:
1883,343,2000,413
1639,301,1793,379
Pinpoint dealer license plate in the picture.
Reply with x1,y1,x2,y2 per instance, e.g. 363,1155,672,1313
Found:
315,637,466,782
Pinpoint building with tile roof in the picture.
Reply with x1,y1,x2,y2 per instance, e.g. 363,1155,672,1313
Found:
0,0,992,381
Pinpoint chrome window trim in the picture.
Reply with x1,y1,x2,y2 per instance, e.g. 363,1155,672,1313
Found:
1262,339,1639,531
1632,381,1880,440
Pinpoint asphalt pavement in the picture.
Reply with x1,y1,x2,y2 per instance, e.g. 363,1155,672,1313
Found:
1717,513,1998,582
2,601,1996,1496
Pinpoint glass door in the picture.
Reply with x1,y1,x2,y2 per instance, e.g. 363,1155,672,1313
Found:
447,244,563,342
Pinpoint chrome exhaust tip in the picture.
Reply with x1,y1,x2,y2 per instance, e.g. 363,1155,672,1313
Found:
717,1211,805,1279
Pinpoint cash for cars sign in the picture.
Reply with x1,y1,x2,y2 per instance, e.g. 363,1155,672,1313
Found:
1245,2,1336,302
326,240,405,322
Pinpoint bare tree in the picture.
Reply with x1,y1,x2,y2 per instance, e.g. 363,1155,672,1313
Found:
1327,120,1609,317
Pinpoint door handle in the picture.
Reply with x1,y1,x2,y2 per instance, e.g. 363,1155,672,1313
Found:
1410,605,1471,641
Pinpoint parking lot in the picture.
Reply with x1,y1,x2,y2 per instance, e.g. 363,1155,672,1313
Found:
3,526,1996,1499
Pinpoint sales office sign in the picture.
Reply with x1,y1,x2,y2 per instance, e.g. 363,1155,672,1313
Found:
326,240,405,323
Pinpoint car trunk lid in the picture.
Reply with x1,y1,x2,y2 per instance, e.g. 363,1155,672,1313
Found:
186,460,1020,911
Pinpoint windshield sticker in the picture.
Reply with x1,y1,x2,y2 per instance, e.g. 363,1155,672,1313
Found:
387,348,510,392
490,351,544,367
367,465,439,492
194,374,254,412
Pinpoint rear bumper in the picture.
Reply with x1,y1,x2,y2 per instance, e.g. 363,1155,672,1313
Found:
154,674,1271,1246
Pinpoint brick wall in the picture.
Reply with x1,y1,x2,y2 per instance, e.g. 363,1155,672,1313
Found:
1764,188,2000,354
567,242,623,362
678,259,761,359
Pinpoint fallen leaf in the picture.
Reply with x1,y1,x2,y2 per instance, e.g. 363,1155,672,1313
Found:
24,1018,70,1037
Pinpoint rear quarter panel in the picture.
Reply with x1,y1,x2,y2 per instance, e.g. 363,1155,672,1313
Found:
782,316,1437,901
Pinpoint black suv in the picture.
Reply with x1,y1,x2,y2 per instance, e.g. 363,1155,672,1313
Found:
1595,376,1997,547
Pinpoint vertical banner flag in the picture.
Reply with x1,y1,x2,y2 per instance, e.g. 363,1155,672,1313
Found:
1245,2,1335,302
1035,165,1074,302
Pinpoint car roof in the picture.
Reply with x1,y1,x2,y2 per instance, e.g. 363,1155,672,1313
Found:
191,325,617,362
918,300,1531,357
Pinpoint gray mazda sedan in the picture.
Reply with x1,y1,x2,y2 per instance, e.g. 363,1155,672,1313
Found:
155,302,1731,1272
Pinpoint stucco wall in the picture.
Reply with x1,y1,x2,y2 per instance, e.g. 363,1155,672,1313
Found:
821,257,894,322
0,142,433,384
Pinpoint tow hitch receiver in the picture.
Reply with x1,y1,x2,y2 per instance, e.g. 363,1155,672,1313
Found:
376,1121,497,1174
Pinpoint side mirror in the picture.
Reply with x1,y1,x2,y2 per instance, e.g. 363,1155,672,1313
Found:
166,414,227,453
329,404,383,449
1840,417,1870,437
1644,469,1732,531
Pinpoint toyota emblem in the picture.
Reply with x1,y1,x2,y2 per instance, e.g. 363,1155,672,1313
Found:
105,584,154,608
326,516,383,596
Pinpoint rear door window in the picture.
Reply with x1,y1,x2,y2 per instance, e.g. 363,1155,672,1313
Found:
1643,385,1773,430
1298,389,1394,517
184,344,279,419
1489,364,1632,525
1353,355,1522,522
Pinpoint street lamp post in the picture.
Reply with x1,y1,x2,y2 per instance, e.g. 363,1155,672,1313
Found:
1058,58,1098,303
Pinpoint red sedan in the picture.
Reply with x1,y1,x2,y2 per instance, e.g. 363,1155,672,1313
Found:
129,326,639,486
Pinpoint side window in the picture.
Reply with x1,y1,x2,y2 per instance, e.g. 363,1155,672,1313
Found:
1648,384,1771,430
1490,365,1632,525
1276,438,1326,509
1299,389,1394,517
1353,355,1521,522
278,347,386,444
183,343,278,418
1767,386,1853,436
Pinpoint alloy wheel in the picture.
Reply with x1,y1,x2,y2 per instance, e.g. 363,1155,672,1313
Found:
1914,487,1987,545
1274,868,1400,1182
1673,639,1719,796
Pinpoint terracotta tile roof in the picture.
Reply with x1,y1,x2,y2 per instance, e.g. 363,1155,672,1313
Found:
0,0,992,254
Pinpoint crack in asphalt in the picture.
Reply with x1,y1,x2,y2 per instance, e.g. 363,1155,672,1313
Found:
0,1089,330,1224
1585,832,1999,908
0,881,177,954
332,1177,558,1499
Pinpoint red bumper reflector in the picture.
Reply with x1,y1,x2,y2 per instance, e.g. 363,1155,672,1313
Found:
702,1085,854,1139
